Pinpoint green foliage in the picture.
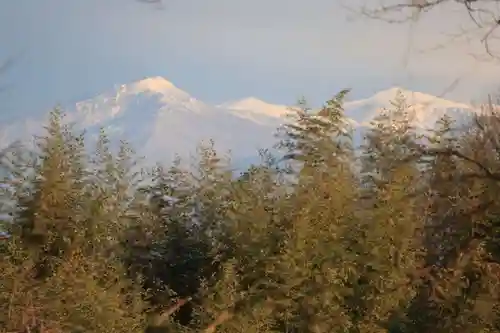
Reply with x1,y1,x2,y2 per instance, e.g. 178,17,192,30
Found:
354,92,425,333
0,109,146,333
3,92,500,333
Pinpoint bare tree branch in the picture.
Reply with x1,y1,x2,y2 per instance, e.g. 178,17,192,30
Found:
152,297,191,326
349,0,500,58
424,146,500,181
203,310,233,333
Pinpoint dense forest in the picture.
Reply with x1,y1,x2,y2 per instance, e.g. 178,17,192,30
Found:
2,90,500,333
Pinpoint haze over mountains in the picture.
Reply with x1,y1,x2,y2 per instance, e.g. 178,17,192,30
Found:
0,77,480,167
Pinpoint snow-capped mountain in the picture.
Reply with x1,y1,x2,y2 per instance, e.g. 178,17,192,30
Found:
344,87,475,129
1,77,291,167
0,77,479,167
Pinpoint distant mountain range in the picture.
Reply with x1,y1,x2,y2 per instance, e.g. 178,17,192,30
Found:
0,76,480,167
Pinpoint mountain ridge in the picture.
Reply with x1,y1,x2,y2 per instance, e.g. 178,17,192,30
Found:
0,77,481,167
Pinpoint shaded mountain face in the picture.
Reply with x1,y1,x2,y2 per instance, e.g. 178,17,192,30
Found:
0,77,480,167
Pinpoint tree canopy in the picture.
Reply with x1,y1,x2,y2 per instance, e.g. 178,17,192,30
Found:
3,90,500,332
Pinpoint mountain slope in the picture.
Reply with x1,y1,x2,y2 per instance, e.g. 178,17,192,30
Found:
344,87,476,128
220,97,291,125
0,78,480,167
1,77,284,167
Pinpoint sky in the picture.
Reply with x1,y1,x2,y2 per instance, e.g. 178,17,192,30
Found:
1,0,499,122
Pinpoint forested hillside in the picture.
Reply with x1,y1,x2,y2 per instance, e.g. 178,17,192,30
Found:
2,90,500,333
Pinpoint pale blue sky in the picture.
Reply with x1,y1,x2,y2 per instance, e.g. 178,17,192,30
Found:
1,0,499,121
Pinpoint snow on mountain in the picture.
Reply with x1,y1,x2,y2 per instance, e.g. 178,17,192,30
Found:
345,86,476,129
220,97,291,125
1,77,283,167
0,78,481,168
71,76,209,127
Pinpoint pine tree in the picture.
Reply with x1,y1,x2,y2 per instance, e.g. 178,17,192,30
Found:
401,114,461,333
268,91,359,332
278,90,353,180
421,114,461,264
129,142,237,331
360,91,420,194
11,108,89,279
0,110,146,333
191,153,287,332
354,92,425,333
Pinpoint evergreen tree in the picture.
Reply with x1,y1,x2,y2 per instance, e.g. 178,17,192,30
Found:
191,153,287,333
278,90,353,180
269,91,359,332
354,92,425,333
10,109,89,279
0,110,146,333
